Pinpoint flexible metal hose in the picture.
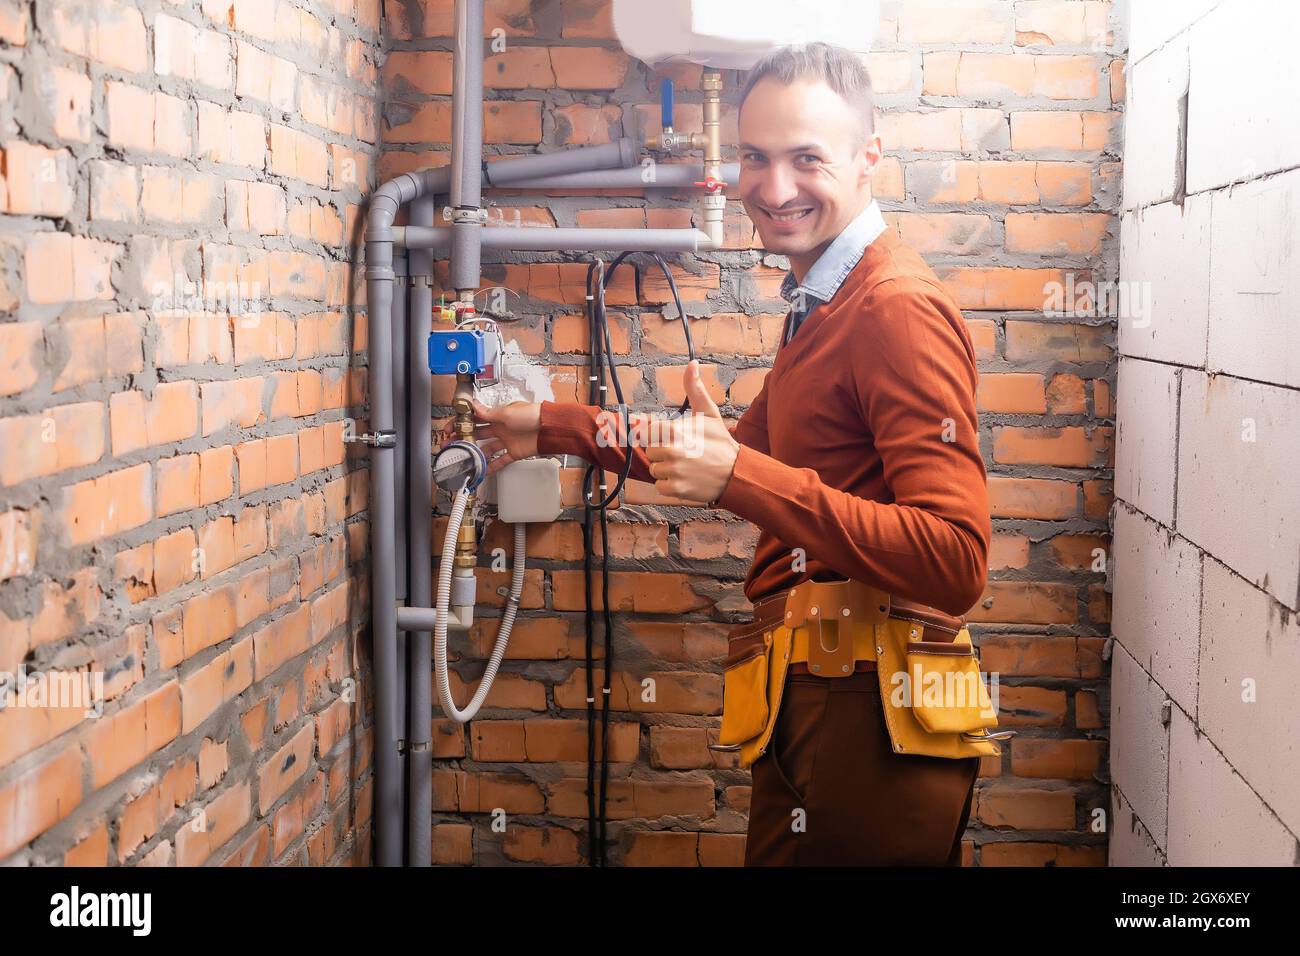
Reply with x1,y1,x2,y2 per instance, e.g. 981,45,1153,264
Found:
434,483,526,722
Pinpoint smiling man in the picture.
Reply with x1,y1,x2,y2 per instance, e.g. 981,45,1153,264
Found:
464,42,992,867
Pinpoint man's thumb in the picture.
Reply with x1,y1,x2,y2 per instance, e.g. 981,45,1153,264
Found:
684,359,722,418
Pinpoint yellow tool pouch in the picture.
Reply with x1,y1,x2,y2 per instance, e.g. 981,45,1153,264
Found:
903,636,998,736
718,625,773,746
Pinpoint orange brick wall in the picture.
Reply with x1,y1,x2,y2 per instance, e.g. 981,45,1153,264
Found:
384,0,1120,867
0,0,382,865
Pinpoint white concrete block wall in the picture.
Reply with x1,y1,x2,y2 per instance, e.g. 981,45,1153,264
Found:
1176,371,1300,609
1108,646,1171,847
1186,0,1300,193
1111,0,1300,866
1198,559,1300,835
1109,504,1200,711
1116,194,1210,365
1207,169,1300,388
1119,35,1187,210
1113,357,1179,524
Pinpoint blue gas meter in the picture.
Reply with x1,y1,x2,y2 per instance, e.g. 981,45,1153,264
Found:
428,329,487,376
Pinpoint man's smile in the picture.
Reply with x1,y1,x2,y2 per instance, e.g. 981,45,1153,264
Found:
756,204,815,224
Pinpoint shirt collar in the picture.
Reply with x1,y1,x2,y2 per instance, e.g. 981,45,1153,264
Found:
779,199,888,309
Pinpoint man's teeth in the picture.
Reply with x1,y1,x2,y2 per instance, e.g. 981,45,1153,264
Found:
769,209,811,222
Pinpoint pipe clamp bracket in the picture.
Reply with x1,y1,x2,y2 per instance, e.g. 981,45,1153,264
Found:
346,429,397,448
443,205,488,225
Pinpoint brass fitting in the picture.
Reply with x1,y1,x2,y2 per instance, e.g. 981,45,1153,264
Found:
452,370,478,570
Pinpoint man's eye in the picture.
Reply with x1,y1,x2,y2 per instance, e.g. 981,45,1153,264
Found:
798,154,821,165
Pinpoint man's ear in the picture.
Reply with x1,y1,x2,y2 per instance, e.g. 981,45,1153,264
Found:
858,130,883,189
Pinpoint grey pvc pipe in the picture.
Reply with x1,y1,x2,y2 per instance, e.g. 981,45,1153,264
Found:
484,139,638,185
406,195,435,868
392,253,409,600
450,0,485,292
483,162,741,191
397,606,448,632
365,171,422,868
391,251,409,863
399,225,713,254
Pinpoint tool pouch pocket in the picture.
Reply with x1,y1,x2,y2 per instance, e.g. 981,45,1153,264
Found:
719,628,772,746
904,640,998,736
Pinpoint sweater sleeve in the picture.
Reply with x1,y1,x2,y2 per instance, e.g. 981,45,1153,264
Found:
535,368,776,482
713,278,991,616
535,399,657,484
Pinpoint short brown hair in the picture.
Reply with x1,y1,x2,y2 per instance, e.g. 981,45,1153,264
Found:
737,42,876,150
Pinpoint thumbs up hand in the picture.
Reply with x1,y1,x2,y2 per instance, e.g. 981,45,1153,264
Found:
645,360,740,506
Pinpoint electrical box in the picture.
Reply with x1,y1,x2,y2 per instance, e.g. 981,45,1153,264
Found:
428,329,487,376
495,458,563,524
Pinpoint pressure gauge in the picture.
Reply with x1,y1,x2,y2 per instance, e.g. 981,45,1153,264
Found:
433,440,488,495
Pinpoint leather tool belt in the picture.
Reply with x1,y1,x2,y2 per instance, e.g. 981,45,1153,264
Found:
711,578,1014,769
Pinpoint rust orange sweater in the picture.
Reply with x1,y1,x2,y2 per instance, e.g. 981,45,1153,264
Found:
535,230,991,617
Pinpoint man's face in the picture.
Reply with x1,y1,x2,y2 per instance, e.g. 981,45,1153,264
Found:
736,77,882,262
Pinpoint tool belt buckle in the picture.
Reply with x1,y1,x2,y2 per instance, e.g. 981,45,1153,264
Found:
787,579,889,679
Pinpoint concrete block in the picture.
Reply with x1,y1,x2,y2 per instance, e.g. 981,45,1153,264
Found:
1166,702,1296,865
1120,34,1187,211
1110,504,1202,713
1177,371,1300,610
1195,558,1300,837
1186,0,1300,193
1128,0,1219,64
1108,785,1167,867
1117,192,1211,366
1114,357,1179,526
1108,645,1171,848
1207,168,1300,388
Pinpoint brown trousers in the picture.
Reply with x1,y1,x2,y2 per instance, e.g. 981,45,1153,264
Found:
743,666,980,866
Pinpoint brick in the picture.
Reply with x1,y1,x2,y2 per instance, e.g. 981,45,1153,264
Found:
3,141,74,216
1114,357,1178,525
0,321,41,396
993,425,1111,467
25,232,119,304
1015,1,1110,48
175,781,250,866
258,723,314,813
977,372,1046,413
60,463,153,546
36,67,93,143
900,0,1008,43
48,0,148,72
0,746,83,859
235,39,297,110
156,454,200,516
1006,212,1110,255
85,682,181,788
0,403,104,489
180,637,252,732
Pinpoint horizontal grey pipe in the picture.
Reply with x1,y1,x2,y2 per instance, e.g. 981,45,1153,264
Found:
398,606,456,632
486,162,741,191
409,160,739,202
397,226,713,253
484,139,638,185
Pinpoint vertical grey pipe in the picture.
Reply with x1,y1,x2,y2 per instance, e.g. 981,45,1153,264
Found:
392,250,409,862
406,195,435,867
450,0,485,293
392,253,409,600
365,171,421,867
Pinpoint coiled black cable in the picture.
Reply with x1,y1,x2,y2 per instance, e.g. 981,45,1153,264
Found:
582,251,695,866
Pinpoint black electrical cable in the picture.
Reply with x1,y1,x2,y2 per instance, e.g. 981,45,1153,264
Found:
582,251,695,866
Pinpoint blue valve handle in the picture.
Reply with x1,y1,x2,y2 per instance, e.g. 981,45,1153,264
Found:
661,78,674,129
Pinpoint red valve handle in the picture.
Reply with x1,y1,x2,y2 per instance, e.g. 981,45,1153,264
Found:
693,177,727,192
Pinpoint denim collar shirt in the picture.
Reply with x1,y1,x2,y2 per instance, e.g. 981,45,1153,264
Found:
778,198,889,347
